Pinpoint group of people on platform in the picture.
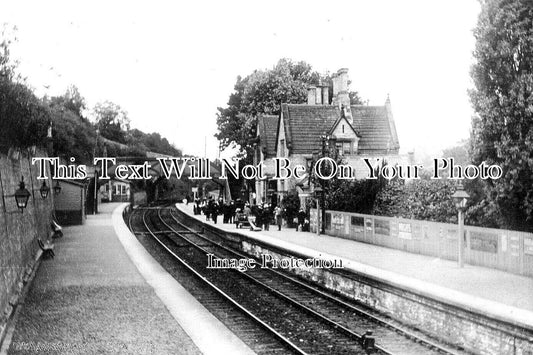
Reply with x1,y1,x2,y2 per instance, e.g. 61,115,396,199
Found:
191,196,310,232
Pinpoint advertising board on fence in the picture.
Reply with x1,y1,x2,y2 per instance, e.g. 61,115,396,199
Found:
398,222,412,240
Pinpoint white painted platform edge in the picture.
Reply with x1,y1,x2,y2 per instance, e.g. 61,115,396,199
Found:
112,203,255,355
177,203,533,329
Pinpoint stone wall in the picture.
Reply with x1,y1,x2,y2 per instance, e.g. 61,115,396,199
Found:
0,148,54,343
241,241,533,355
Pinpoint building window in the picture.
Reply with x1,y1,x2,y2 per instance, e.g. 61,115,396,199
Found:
342,124,345,133
335,142,343,156
335,141,352,156
343,142,351,155
280,139,285,156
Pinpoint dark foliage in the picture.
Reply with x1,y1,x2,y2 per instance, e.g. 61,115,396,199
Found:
281,192,300,227
128,129,181,156
0,28,49,151
49,105,95,163
215,59,363,161
326,178,385,214
469,0,533,231
0,79,49,152
372,176,458,223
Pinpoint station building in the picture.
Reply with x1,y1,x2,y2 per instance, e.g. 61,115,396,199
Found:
100,178,131,202
255,68,412,207
54,179,87,225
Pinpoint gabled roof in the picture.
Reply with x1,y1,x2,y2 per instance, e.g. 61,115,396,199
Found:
279,102,400,155
257,114,279,158
280,104,339,154
328,114,360,137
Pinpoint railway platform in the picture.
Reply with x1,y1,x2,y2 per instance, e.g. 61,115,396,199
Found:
2,203,253,355
176,203,533,320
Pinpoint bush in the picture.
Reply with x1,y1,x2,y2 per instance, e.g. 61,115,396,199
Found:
0,78,49,152
325,178,385,214
373,178,458,223
281,193,300,227
50,106,95,163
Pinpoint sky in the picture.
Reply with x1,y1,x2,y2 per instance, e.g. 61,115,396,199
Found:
1,0,481,160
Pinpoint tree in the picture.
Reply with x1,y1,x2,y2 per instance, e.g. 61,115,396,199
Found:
49,105,95,163
93,101,130,144
128,129,182,156
441,141,502,227
215,58,363,160
46,87,95,162
215,59,317,159
347,81,364,105
0,79,50,151
0,26,49,152
0,24,19,81
469,0,533,231
49,85,87,119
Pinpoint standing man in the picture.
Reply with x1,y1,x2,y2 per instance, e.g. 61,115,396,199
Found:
274,205,282,231
297,208,306,231
229,200,236,224
263,204,271,231
211,198,219,224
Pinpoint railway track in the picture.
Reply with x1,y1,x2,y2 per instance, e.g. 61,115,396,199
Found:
128,205,466,355
129,207,301,354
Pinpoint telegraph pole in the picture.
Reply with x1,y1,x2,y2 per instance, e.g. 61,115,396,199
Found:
320,135,329,234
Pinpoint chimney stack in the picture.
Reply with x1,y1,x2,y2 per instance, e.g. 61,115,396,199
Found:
337,68,349,91
322,85,329,105
316,86,322,104
333,68,350,108
307,86,317,105
332,73,339,96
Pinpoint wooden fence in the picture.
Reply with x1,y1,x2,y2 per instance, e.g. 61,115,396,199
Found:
310,209,533,277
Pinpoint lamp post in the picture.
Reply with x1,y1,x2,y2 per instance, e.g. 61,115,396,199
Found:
452,182,470,268
93,128,100,215
314,185,323,235
318,134,330,234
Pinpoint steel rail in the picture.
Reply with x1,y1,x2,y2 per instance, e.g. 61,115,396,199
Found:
134,208,308,355
166,207,464,355
155,209,378,354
